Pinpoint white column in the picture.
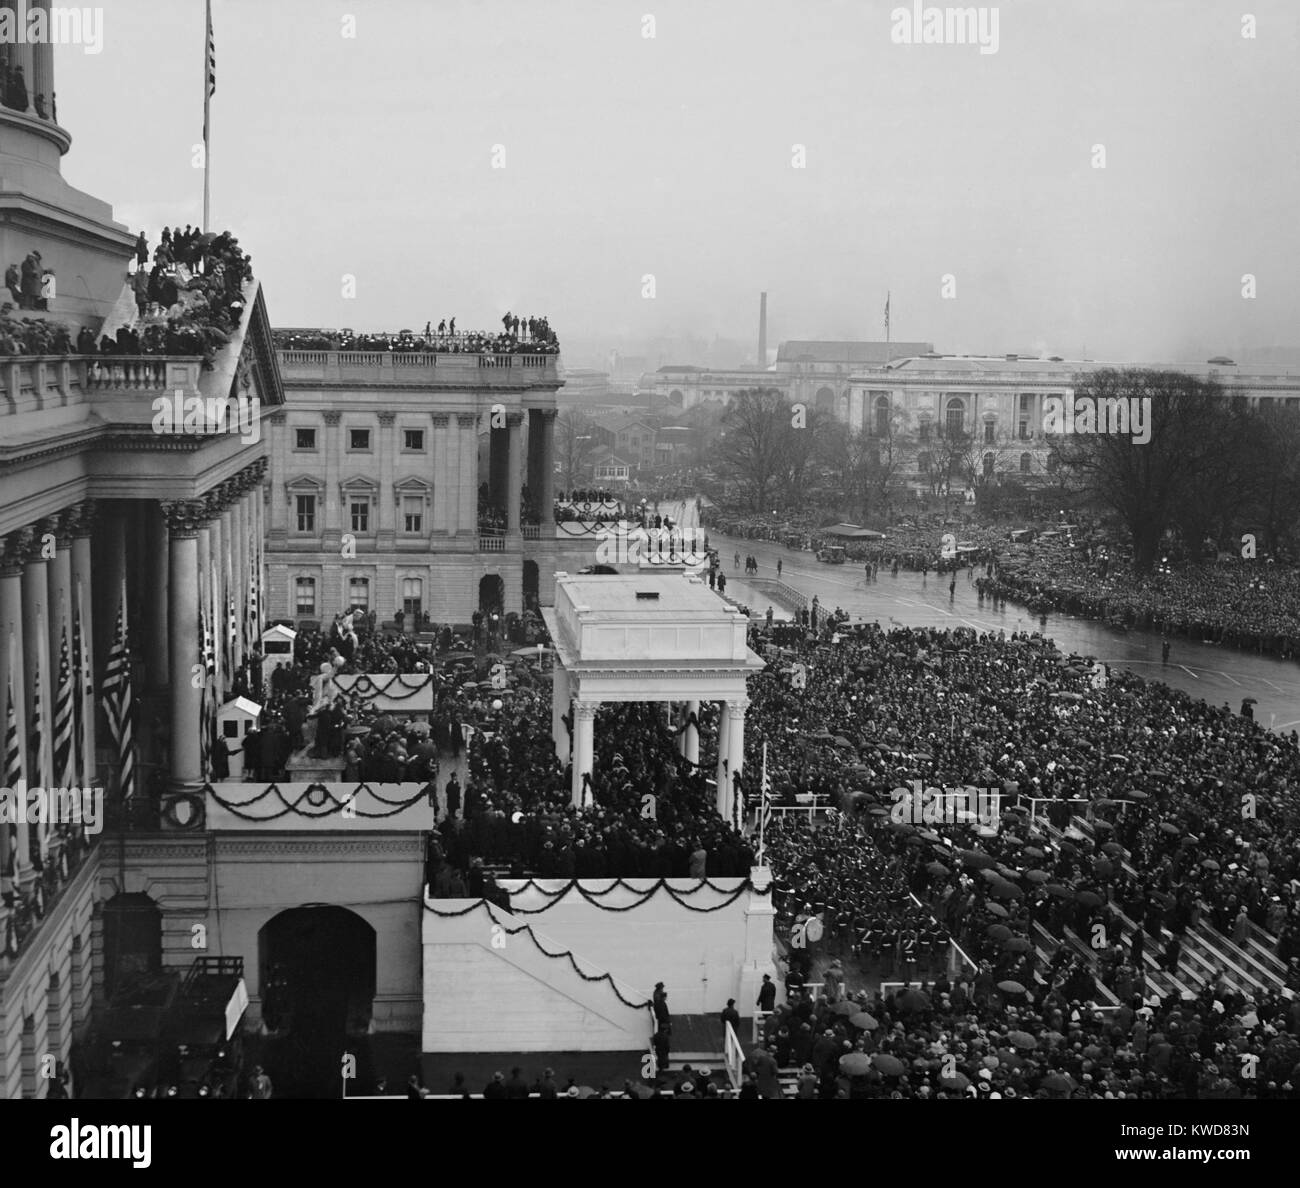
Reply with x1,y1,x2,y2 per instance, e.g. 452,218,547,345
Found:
444,414,462,535
22,545,53,863
145,503,169,686
685,699,700,766
432,415,450,534
165,504,204,791
551,663,571,763
571,699,596,809
724,699,748,827
714,699,730,817
459,412,478,535
506,413,523,536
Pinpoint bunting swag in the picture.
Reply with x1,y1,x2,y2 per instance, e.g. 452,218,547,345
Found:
205,781,431,821
421,900,652,1011
498,877,761,915
328,673,437,703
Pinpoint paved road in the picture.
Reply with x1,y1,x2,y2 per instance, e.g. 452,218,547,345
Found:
696,519,1300,734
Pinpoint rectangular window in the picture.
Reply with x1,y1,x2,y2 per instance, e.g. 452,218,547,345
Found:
403,429,425,451
402,496,423,533
919,423,931,442
295,577,316,616
349,428,371,451
402,577,422,619
350,501,369,533
348,577,369,611
295,494,316,532
295,427,317,449
983,422,995,444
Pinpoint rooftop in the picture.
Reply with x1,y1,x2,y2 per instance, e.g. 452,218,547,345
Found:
559,572,731,615
776,340,934,365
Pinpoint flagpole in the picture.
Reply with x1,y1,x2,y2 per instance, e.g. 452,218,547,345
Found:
757,740,768,866
202,0,213,232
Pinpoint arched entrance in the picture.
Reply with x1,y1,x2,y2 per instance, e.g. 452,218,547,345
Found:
479,573,504,614
102,892,162,999
258,905,376,1097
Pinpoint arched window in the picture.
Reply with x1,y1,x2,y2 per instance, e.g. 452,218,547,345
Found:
874,395,891,438
945,398,966,438
1045,453,1060,474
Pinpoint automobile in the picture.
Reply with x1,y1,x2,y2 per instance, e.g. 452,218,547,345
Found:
816,545,847,564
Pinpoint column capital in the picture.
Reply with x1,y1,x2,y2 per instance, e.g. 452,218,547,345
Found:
161,500,208,537
323,412,342,427
431,414,450,428
70,500,99,539
378,411,397,427
0,528,37,574
506,411,525,429
536,407,558,423
727,698,749,719
267,410,287,426
573,700,599,720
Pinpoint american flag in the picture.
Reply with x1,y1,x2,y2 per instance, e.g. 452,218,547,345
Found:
29,646,44,789
226,589,237,680
74,578,93,788
52,614,76,791
757,741,772,865
4,635,22,793
101,591,136,801
203,0,216,132
200,599,216,780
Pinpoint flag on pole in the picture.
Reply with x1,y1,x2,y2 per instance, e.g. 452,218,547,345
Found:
199,598,216,780
884,291,891,341
757,741,772,865
52,611,76,791
28,636,44,791
202,0,216,231
4,634,22,793
101,587,136,801
74,578,94,789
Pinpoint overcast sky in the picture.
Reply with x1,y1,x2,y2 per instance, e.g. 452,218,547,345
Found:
54,0,1299,364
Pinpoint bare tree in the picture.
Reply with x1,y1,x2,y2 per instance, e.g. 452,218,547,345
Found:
556,409,600,489
718,388,791,512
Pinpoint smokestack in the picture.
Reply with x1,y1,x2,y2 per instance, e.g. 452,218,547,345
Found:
758,292,767,368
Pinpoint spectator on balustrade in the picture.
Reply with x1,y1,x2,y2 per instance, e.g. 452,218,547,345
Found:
4,262,19,306
20,251,40,310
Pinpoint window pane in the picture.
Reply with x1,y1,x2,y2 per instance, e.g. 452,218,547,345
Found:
295,428,316,449
350,429,370,450
404,429,424,450
295,577,315,615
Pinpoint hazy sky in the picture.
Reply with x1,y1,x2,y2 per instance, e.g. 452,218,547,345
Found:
53,0,1299,363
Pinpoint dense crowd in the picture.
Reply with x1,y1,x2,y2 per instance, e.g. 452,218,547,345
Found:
272,313,559,356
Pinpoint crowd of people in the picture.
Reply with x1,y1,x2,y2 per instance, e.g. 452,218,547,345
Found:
272,313,559,356
0,61,53,120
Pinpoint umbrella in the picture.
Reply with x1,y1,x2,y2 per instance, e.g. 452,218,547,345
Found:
1159,822,1181,835
938,1069,970,1090
987,923,1013,941
897,989,931,1013
834,736,855,749
1242,696,1258,705
511,645,549,658
1092,820,1114,833
998,980,1027,995
849,1012,879,1031
1076,890,1104,907
1008,1030,1037,1050
871,1054,906,1076
1004,937,1032,953
575,1085,598,1099
1201,858,1220,871
869,808,889,817
1124,790,1150,801
1106,753,1128,762
985,902,1009,919
989,879,1023,900
1025,870,1049,884
961,850,997,870
838,1053,872,1076
831,1000,858,1016
626,1081,654,1099
1043,1073,1074,1093
1101,842,1125,856
1023,846,1045,859
926,862,951,877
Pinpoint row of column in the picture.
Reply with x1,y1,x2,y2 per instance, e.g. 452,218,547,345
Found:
164,459,269,791
0,502,97,902
488,409,556,534
0,1,55,118
549,671,747,823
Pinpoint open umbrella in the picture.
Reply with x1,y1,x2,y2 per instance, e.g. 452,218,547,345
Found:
1008,1030,1037,1050
849,1012,879,1031
1004,937,1032,953
926,862,951,877
1201,858,1220,871
838,1053,872,1076
989,879,1023,900
1101,842,1125,856
1124,790,1150,801
984,902,1009,919
511,645,549,658
1076,890,1104,907
986,923,1013,941
1025,870,1049,883
1043,1073,1075,1094
1159,822,1181,835
831,1000,858,1016
997,980,1027,995
871,1054,906,1076
938,1069,970,1090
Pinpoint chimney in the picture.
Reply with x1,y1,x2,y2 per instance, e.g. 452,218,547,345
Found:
758,292,767,367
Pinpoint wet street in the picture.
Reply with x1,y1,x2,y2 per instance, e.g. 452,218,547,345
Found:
658,501,1300,733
